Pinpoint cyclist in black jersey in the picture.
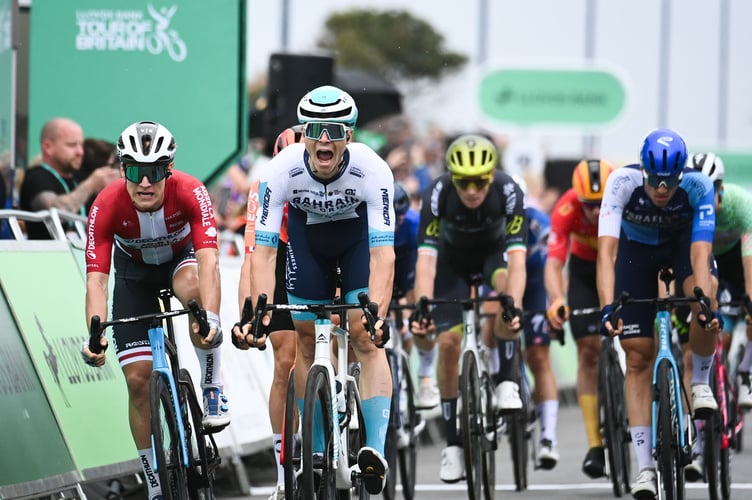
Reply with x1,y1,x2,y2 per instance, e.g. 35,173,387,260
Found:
410,134,527,483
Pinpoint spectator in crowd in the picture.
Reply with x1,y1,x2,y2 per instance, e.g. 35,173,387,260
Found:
78,138,120,213
19,117,119,238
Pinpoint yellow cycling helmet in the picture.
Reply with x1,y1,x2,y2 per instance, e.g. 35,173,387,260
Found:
446,134,498,178
572,159,614,202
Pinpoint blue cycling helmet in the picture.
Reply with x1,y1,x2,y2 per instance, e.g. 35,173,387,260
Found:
639,128,687,177
393,181,410,217
297,85,358,126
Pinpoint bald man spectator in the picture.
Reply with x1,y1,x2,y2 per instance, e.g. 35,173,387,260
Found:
20,117,120,239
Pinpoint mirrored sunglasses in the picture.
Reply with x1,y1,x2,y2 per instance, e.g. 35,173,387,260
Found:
580,200,601,210
124,164,169,184
304,122,349,141
642,169,682,189
452,175,492,191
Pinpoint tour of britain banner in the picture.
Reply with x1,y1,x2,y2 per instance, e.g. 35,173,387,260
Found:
28,1,246,185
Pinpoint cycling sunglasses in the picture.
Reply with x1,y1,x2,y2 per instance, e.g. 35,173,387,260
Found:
303,122,350,141
124,164,169,184
452,174,492,191
642,169,682,189
580,200,601,210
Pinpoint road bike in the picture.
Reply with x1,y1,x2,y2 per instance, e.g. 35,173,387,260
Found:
607,267,714,500
246,292,381,499
414,274,515,500
89,290,220,500
701,295,751,500
382,301,420,500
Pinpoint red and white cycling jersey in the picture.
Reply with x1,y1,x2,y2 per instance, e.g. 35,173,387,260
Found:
86,170,218,273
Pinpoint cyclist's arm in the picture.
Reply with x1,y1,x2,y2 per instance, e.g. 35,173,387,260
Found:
689,240,716,308
238,180,259,313
196,247,222,320
596,235,618,308
369,245,396,317
414,247,437,301
544,257,566,305
85,271,110,326
504,249,527,309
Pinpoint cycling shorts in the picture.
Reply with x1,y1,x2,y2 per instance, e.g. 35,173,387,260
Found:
111,245,196,367
567,254,600,340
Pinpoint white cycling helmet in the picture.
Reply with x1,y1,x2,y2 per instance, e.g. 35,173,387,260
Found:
297,85,358,126
117,121,176,165
687,152,725,185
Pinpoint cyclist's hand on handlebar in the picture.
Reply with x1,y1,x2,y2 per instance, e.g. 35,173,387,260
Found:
600,303,622,337
408,309,435,338
366,316,390,348
231,318,270,350
546,298,569,331
500,295,522,333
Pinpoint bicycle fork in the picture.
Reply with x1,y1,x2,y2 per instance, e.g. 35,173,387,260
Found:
149,326,191,469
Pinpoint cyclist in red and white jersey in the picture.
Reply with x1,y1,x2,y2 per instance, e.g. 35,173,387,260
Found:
81,121,228,500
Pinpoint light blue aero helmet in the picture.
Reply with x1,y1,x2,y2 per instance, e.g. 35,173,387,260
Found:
296,85,359,127
639,128,688,178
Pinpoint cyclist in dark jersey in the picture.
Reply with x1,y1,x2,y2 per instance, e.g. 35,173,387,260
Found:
81,121,228,500
410,134,527,483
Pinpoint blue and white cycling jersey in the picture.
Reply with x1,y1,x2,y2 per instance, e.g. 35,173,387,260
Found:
255,142,395,249
598,164,715,246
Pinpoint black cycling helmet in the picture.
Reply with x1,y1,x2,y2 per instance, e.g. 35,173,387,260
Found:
393,182,410,217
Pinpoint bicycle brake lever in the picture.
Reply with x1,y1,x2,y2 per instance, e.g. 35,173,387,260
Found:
232,296,254,349
88,315,106,354
251,294,268,351
357,292,378,341
187,299,210,337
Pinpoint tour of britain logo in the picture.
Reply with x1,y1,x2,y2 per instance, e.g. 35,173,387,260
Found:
75,4,187,62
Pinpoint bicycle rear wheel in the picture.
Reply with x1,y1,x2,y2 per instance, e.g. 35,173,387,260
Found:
177,369,217,500
284,368,301,500
150,371,189,500
382,352,399,500
507,393,529,491
656,359,684,500
397,352,417,500
302,365,337,499
342,373,369,500
599,341,630,497
460,351,483,500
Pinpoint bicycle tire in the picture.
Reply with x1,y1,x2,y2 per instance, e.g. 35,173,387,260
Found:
479,372,496,500
150,371,189,500
598,341,629,497
706,369,722,500
460,351,483,500
341,374,369,500
382,353,399,500
302,365,337,499
507,394,528,492
177,369,217,500
656,359,683,500
720,369,733,500
284,368,301,500
397,351,417,500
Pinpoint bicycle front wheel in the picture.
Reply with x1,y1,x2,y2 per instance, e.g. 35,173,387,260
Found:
397,352,417,500
178,369,217,500
656,359,684,500
460,351,482,500
284,368,301,500
150,371,189,500
479,372,496,500
302,365,337,499
599,341,630,497
382,353,399,500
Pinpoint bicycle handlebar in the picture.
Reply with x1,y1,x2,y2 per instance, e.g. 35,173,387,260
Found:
608,286,713,330
718,294,752,318
88,299,209,354
413,294,520,323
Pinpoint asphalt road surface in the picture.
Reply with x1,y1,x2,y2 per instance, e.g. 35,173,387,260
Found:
216,403,752,500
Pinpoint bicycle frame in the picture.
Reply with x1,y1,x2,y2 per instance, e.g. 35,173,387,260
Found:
651,306,689,454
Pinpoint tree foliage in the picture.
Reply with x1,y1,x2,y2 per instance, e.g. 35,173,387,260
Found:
318,9,468,83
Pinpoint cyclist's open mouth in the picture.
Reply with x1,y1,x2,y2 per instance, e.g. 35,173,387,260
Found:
316,150,334,162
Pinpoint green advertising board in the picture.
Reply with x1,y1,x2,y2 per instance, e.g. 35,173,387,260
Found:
28,0,246,185
479,67,626,127
0,281,79,497
0,0,12,186
0,243,135,481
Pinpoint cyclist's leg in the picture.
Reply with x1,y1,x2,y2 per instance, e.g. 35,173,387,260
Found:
171,248,229,429
523,311,559,469
111,249,170,499
568,255,605,476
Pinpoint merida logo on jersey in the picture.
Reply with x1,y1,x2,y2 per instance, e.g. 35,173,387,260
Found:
381,188,390,226
260,185,272,225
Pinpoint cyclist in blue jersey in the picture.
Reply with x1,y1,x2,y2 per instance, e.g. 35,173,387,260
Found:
393,181,440,408
597,128,721,500
237,85,394,495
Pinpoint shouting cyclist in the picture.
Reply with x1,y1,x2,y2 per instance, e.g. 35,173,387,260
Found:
238,85,394,495
597,128,720,500
545,159,614,478
235,125,302,500
81,121,229,500
410,134,527,483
